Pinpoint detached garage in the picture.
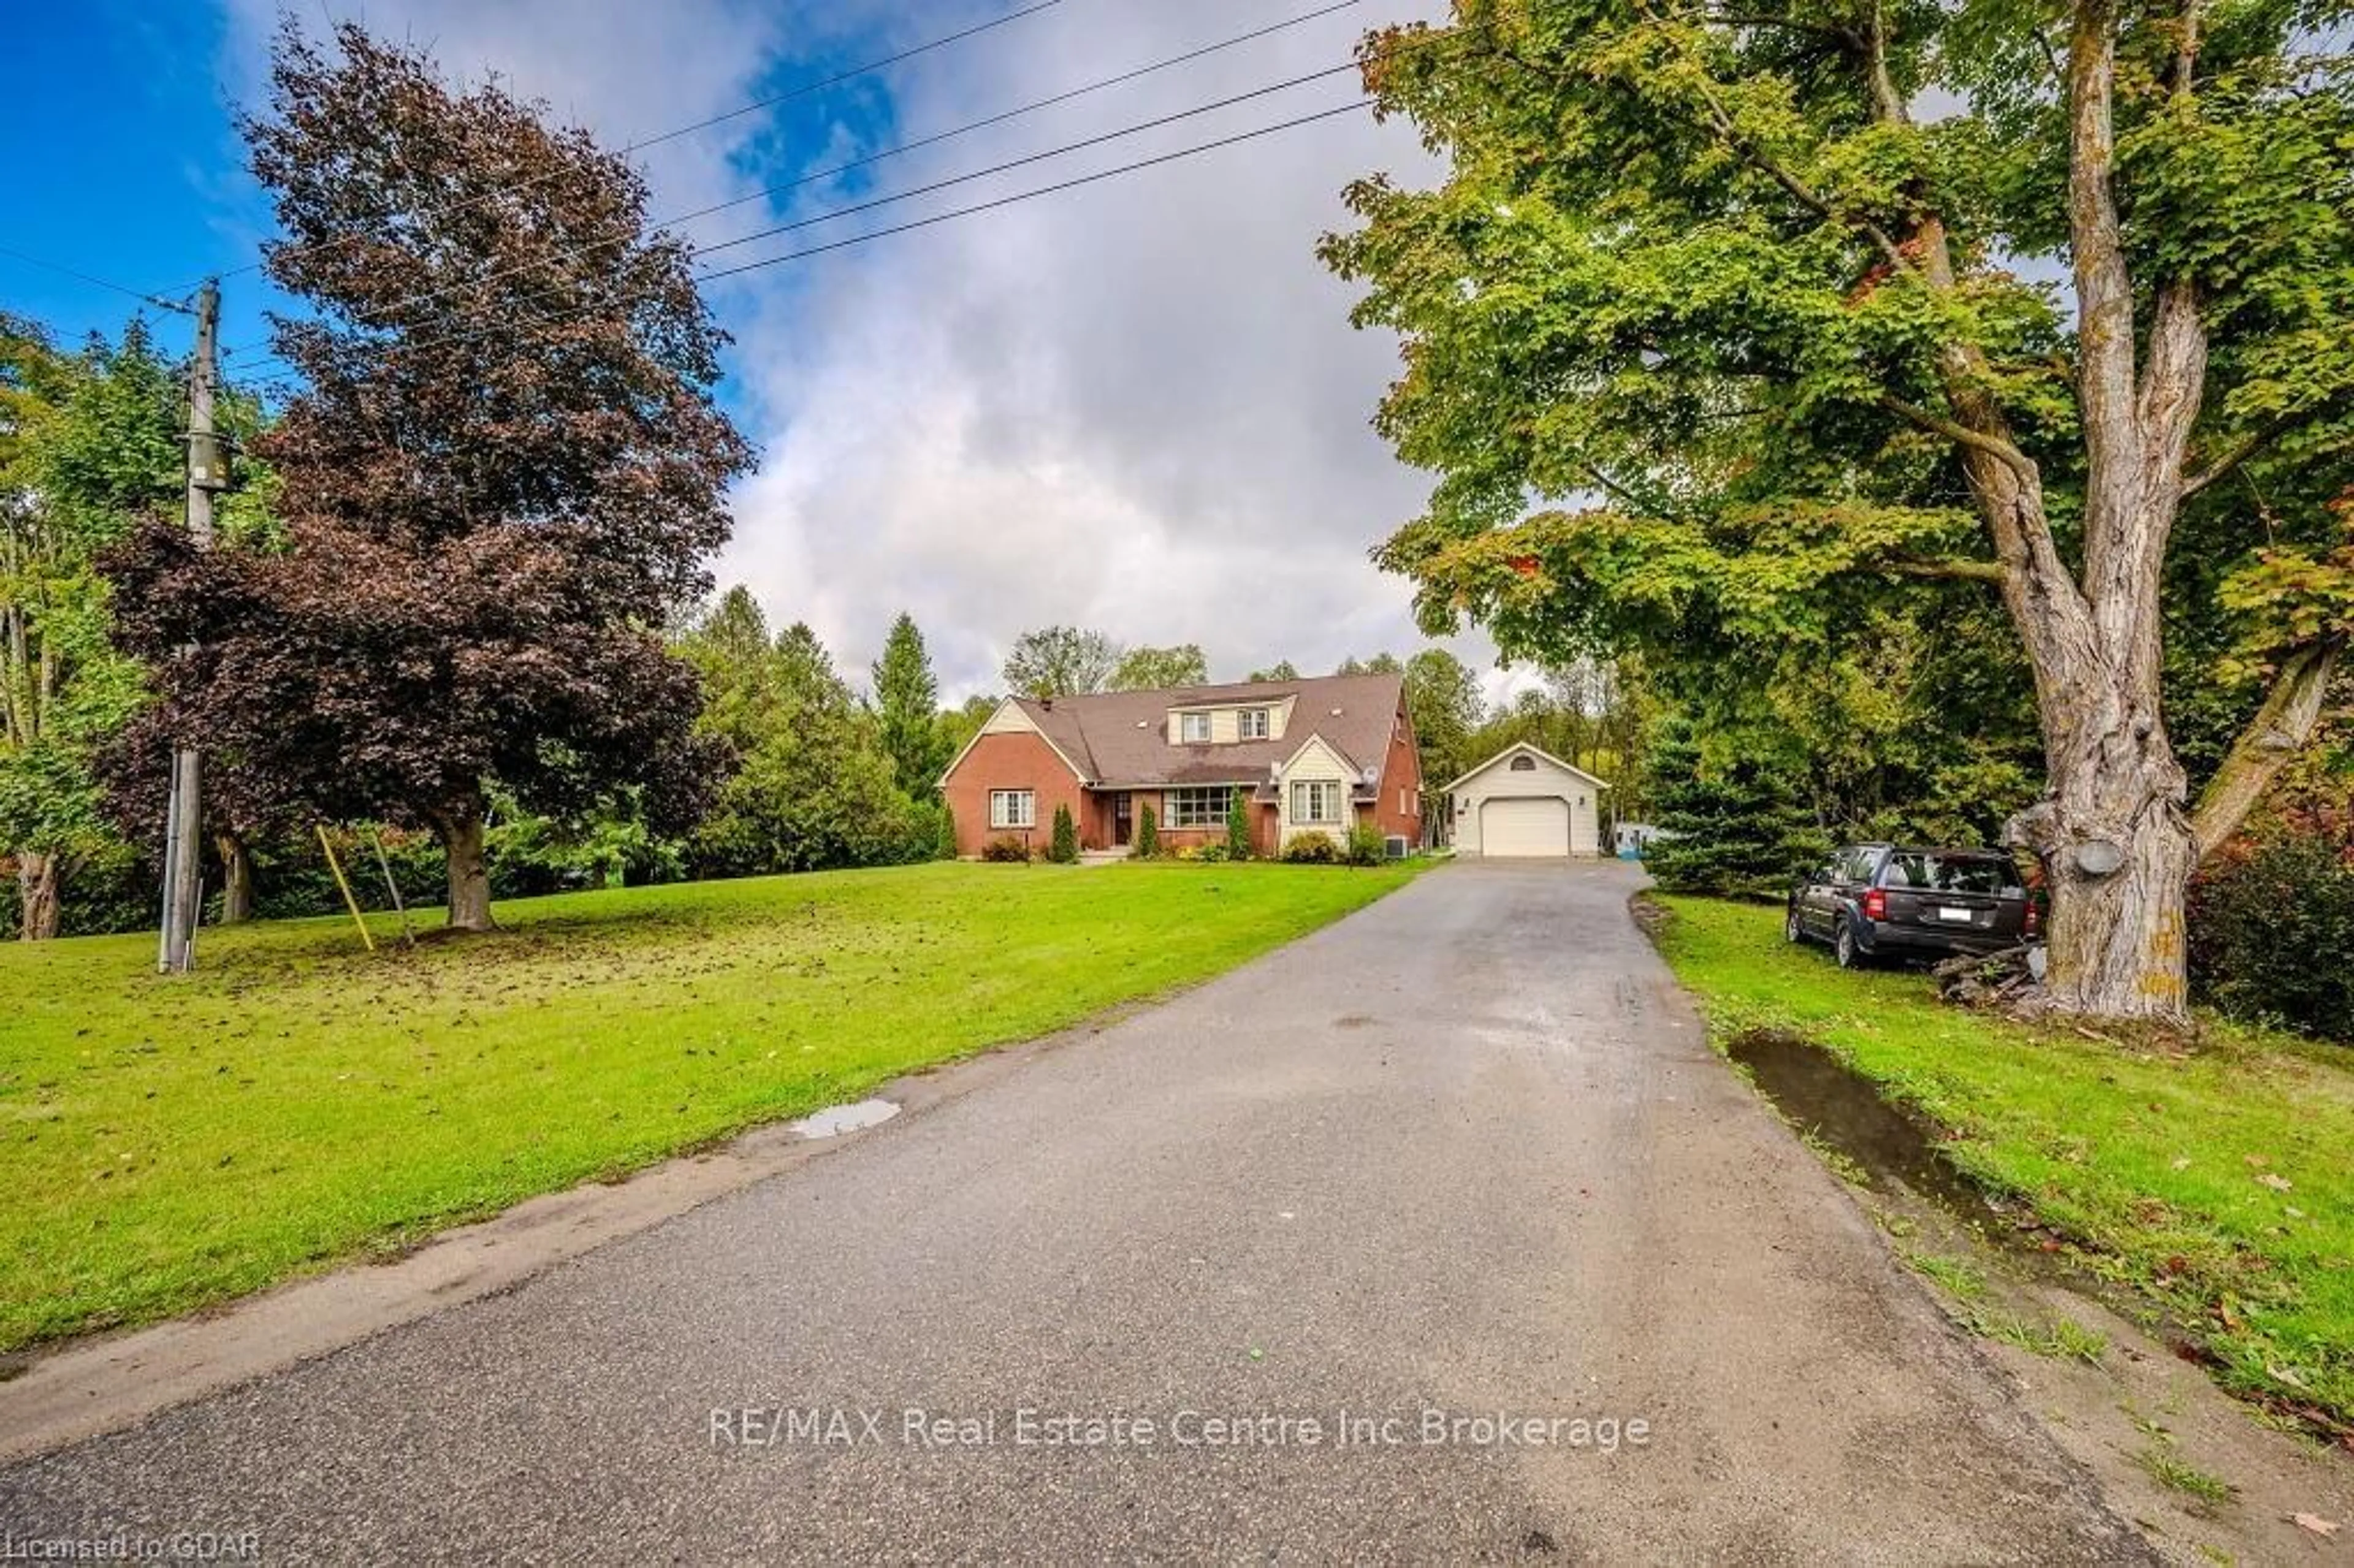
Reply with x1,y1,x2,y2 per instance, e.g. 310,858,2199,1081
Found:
1446,744,1610,859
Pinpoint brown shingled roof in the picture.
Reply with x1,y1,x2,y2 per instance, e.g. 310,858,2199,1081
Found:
1016,672,1407,791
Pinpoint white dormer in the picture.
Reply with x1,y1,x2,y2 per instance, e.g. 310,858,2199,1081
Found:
1165,695,1295,745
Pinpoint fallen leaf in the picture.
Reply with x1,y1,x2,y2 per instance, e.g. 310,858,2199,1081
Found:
2269,1364,2312,1390
2170,1157,2192,1171
2244,1153,2269,1167
2291,1513,2339,1537
2256,1173,2293,1192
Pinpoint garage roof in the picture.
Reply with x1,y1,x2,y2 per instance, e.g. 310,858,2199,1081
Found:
1443,741,1613,794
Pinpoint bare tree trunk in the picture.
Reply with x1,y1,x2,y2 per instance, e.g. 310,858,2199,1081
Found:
215,832,254,924
433,798,497,932
17,851,61,940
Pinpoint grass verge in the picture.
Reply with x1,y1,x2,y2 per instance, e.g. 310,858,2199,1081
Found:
0,859,1419,1351
1647,894,2354,1436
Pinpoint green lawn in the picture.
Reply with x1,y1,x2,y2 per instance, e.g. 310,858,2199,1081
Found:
1650,895,2354,1434
0,859,1419,1352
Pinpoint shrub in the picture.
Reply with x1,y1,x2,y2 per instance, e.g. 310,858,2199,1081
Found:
1194,842,1232,863
1048,803,1078,864
2190,816,2354,1040
980,835,1031,864
1225,792,1252,859
1133,803,1160,859
1345,822,1388,866
1281,834,1342,864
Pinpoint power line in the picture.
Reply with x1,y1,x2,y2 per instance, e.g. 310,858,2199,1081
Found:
184,0,1073,292
221,0,1372,363
625,0,1072,154
229,51,1375,356
0,243,192,315
651,0,1365,237
227,97,1376,379
695,101,1373,284
692,60,1367,262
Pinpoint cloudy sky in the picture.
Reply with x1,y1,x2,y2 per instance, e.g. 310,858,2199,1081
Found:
13,1,1534,704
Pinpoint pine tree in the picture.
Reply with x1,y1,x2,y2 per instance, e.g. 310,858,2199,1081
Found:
872,612,943,796
1133,803,1160,859
1644,721,1828,899
1049,803,1078,864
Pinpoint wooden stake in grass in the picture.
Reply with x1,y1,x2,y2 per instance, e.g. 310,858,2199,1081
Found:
316,825,375,954
367,828,416,947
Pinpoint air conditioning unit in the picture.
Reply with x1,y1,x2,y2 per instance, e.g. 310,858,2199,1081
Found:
1384,835,1409,860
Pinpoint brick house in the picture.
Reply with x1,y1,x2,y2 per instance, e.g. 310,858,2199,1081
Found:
939,672,1423,858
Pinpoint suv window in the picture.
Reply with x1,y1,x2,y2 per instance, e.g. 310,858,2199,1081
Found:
1842,847,1882,883
1883,851,2018,894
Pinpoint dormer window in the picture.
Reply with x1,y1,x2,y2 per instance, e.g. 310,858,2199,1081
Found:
1509,753,1537,771
1179,712,1212,743
1240,708,1270,740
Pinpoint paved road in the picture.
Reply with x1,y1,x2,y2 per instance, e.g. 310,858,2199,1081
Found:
2,864,2146,1563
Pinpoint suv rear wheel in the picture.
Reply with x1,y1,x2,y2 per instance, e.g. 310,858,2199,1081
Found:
1834,921,1862,969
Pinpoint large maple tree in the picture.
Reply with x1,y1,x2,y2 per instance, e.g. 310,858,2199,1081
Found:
1326,0,2354,1019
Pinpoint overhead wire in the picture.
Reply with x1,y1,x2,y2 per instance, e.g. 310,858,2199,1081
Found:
172,0,1076,292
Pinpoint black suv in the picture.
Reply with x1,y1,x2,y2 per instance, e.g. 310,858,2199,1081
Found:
1788,844,2038,969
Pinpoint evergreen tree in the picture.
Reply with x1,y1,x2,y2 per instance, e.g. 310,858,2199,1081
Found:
871,612,944,796
1225,792,1252,859
679,601,920,875
1643,720,1828,900
1133,802,1160,859
1049,803,1078,864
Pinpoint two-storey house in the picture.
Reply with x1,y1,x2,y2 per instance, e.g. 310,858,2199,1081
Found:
939,672,1423,858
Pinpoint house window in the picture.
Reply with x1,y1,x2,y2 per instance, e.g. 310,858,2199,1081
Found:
1292,780,1340,824
988,790,1035,829
1509,753,1537,771
1166,786,1232,828
1240,708,1270,740
1179,712,1212,743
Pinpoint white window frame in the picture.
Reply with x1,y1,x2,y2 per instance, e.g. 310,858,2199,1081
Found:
1179,712,1213,743
1291,780,1340,825
1165,786,1232,829
988,789,1035,830
1239,707,1270,740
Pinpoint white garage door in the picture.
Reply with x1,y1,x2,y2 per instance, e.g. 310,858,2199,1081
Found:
1482,797,1569,858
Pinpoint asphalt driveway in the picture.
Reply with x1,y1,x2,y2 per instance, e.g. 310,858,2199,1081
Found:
0,862,2147,1562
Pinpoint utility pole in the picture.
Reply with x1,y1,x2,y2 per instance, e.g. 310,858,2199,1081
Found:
158,279,222,975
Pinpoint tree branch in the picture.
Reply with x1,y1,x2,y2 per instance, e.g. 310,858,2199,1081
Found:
1881,556,2011,584
1623,1,1910,268
1877,393,2041,481
2181,419,2285,498
2190,636,2345,859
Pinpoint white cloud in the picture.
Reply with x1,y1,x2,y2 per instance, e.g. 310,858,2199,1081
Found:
219,0,1498,702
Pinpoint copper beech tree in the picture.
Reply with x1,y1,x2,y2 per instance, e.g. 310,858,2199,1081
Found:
109,24,750,931
1326,0,2354,1021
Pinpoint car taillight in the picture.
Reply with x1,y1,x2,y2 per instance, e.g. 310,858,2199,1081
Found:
2024,900,2041,937
1861,888,1887,921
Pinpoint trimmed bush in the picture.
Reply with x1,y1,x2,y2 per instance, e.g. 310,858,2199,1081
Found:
1133,804,1160,859
1048,804,1079,864
2190,814,2354,1041
1225,793,1252,859
980,835,1031,863
1281,834,1343,864
1345,823,1388,866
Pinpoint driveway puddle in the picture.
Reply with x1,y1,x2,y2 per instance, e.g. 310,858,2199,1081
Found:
1726,1030,1987,1212
790,1099,901,1139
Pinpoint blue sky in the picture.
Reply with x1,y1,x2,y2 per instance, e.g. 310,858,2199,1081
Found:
3,0,1518,701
